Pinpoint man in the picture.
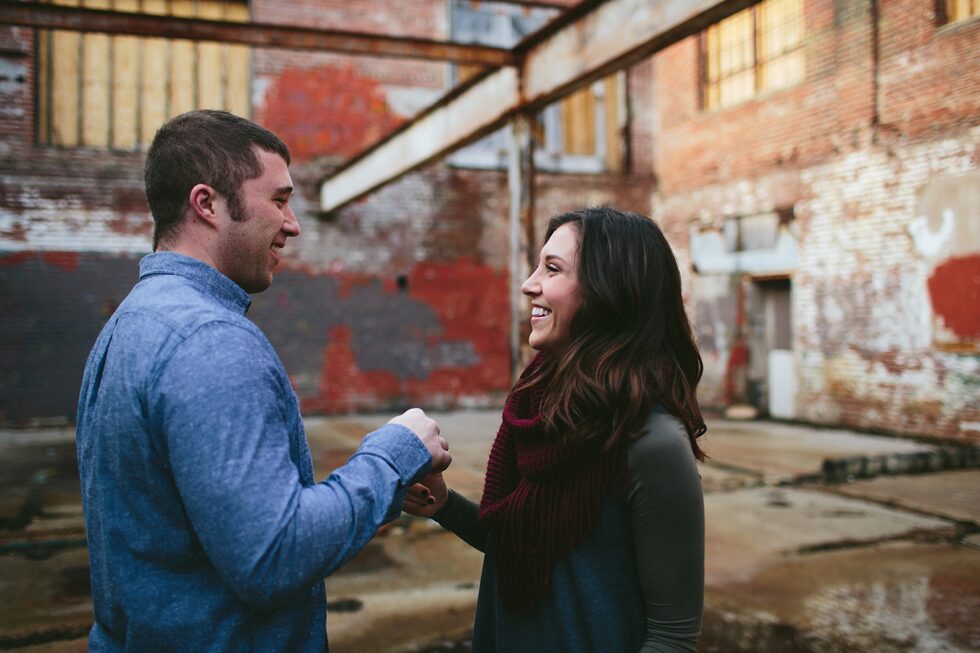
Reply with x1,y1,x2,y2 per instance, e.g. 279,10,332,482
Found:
76,110,451,652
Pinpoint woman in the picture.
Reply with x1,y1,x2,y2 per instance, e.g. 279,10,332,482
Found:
405,207,706,652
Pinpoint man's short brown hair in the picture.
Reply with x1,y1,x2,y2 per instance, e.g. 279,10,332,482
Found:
144,110,290,250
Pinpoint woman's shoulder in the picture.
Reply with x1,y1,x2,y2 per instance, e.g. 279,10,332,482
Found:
626,406,702,499
627,406,696,469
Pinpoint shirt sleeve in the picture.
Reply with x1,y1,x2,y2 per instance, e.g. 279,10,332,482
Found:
628,411,705,652
432,489,488,552
149,322,431,608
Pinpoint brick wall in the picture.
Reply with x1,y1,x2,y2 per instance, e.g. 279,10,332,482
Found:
655,0,877,194
4,0,974,441
795,140,978,441
877,0,980,142
0,0,654,425
652,0,979,442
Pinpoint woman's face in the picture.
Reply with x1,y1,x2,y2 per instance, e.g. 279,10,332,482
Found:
521,223,583,357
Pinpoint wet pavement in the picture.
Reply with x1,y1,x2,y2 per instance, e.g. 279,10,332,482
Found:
0,413,977,652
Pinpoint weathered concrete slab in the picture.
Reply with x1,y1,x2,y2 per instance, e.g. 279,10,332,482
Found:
305,411,500,501
703,542,980,653
0,545,92,648
10,638,88,653
0,414,974,652
699,462,762,493
0,489,30,525
305,411,501,467
701,420,934,483
326,521,483,653
828,469,980,526
302,412,491,652
0,428,77,448
0,429,82,542
705,487,955,585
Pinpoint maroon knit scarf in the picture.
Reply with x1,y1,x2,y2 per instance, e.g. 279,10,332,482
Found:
478,353,628,613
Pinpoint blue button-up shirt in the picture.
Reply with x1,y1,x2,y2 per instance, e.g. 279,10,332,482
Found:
76,252,431,652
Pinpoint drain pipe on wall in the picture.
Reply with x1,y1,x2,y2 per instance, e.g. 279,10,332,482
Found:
870,0,881,144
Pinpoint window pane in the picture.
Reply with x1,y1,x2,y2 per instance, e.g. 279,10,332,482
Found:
561,86,596,155
761,50,804,91
759,0,804,92
948,0,979,21
448,0,615,171
703,0,804,109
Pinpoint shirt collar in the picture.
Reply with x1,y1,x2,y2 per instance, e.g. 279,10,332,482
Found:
139,252,252,314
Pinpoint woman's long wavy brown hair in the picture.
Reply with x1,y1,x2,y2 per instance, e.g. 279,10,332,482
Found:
517,207,706,460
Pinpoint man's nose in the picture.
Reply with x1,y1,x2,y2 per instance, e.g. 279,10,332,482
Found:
284,207,301,237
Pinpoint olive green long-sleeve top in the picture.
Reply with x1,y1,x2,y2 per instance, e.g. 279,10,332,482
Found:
434,407,705,653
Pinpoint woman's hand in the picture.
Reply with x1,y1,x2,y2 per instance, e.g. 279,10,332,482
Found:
402,473,449,518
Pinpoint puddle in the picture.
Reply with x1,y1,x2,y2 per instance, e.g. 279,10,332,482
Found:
707,542,980,652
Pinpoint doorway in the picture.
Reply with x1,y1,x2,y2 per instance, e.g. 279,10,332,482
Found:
746,277,795,418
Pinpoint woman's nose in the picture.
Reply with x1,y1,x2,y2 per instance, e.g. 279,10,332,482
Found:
521,270,538,296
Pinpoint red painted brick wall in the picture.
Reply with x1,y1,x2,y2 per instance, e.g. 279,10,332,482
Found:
0,0,656,425
5,0,973,443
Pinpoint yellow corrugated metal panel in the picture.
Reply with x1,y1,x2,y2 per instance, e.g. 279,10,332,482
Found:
561,85,595,155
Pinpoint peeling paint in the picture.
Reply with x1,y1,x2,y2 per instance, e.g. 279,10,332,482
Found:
256,64,405,162
0,252,510,424
908,209,954,258
662,133,979,439
690,223,798,275
297,258,510,414
928,255,980,340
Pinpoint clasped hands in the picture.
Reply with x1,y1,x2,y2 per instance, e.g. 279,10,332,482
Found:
388,408,450,518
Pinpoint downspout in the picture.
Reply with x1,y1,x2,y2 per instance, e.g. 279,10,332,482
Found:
870,0,880,144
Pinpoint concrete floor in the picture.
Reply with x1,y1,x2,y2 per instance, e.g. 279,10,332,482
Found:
0,414,977,652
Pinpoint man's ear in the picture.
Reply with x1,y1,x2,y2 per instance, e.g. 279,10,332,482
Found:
188,184,221,229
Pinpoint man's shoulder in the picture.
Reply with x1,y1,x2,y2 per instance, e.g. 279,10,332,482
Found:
101,276,268,379
121,273,256,338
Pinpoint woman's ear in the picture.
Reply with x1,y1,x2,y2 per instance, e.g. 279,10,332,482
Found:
188,184,220,228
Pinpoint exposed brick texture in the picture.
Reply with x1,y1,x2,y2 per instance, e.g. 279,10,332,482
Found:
652,1,979,443
0,0,654,425
0,0,976,444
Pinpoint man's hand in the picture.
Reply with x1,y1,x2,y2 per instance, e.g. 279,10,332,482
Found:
388,408,451,473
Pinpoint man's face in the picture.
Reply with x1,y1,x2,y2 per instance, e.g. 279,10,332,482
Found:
216,148,300,293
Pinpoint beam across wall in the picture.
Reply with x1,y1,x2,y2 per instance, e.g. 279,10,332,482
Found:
487,0,574,9
516,0,759,106
0,2,515,65
319,0,758,212
320,67,520,213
